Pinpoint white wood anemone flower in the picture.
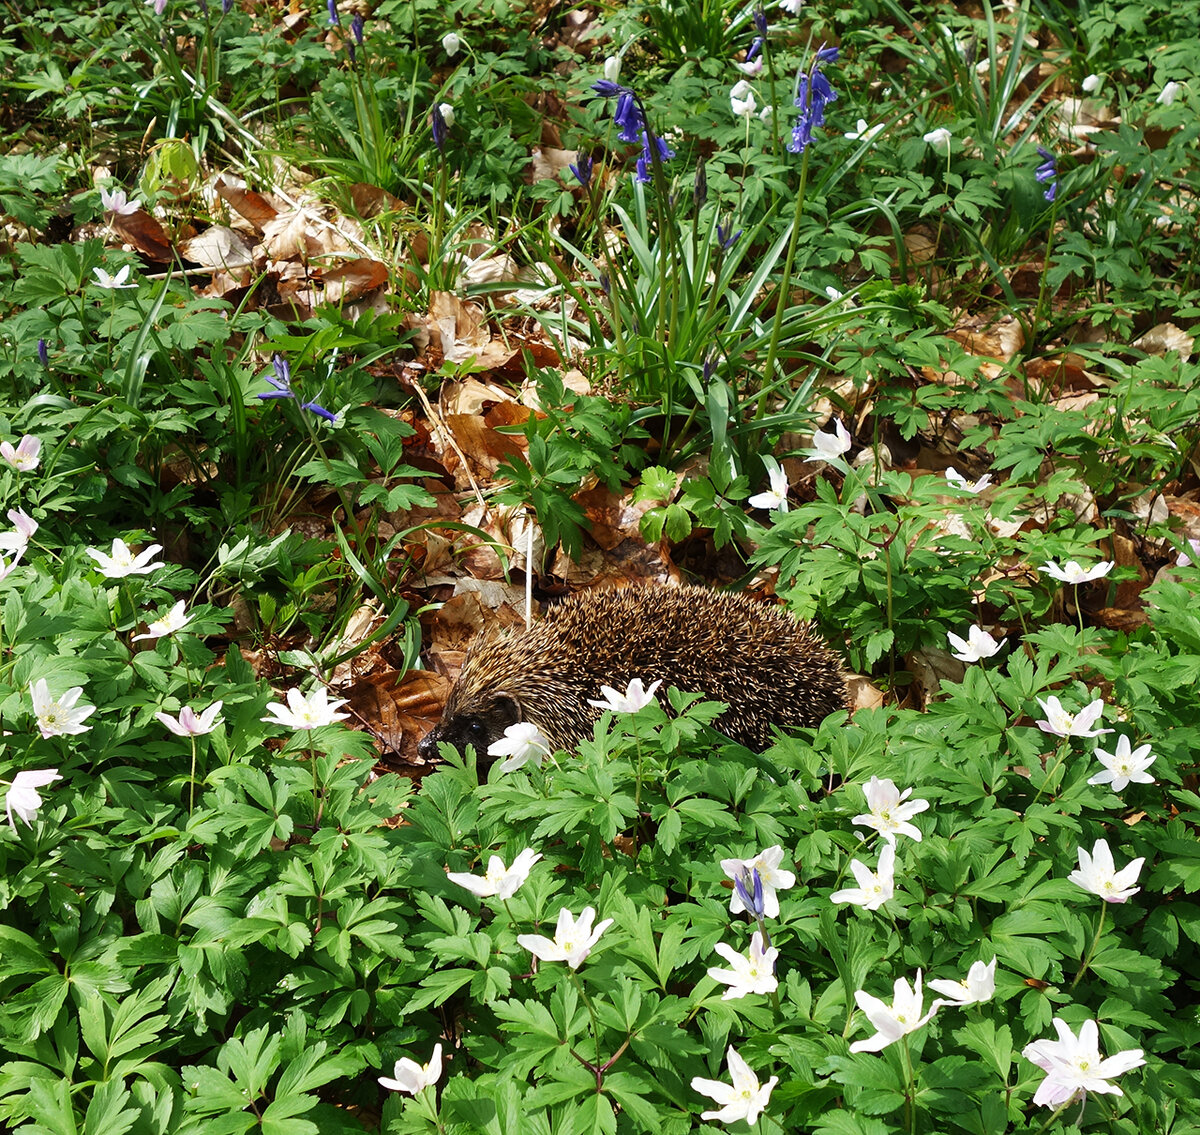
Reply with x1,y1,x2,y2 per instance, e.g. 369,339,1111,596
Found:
1023,1019,1144,1107
831,843,895,911
30,679,95,739
851,776,930,844
928,958,997,1008
849,970,939,1053
1068,839,1144,904
1088,736,1156,792
517,906,614,969
5,768,63,831
261,686,350,731
447,848,542,899
378,1043,442,1095
690,1045,778,1126
706,930,779,1000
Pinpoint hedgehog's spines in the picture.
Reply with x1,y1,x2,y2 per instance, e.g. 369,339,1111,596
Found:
418,584,848,759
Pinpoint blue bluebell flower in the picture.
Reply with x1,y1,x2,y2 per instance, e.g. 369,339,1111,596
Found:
431,103,449,151
222,0,233,12
351,12,364,43
569,154,594,187
591,82,674,185
326,0,339,25
754,6,768,34
716,222,742,250
301,400,338,423
788,45,839,155
37,339,49,367
746,36,764,63
259,354,294,400
1035,146,1058,202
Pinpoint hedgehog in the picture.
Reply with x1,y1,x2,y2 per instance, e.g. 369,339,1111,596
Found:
417,584,848,760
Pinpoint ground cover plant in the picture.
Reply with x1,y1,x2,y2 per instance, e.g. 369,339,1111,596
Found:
1,0,1199,1131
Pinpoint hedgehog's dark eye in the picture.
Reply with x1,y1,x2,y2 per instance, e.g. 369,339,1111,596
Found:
468,718,489,739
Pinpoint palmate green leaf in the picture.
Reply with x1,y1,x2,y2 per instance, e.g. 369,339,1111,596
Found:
23,1075,78,1135
82,1078,139,1135
555,1091,617,1135
403,968,477,1014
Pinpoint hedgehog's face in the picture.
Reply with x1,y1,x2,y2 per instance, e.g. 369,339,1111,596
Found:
417,694,521,762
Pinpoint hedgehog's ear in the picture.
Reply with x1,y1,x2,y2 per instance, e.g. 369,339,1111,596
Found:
489,693,521,730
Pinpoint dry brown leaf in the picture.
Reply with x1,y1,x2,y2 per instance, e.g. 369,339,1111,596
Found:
111,210,172,262
215,177,280,231
179,225,254,270
261,208,327,261
1132,322,1194,359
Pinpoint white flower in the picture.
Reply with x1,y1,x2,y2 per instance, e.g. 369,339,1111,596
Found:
1023,1018,1145,1107
747,460,789,512
1040,559,1114,584
831,843,895,911
1068,839,1144,904
852,776,930,844
928,958,997,1008
1081,73,1103,93
730,80,757,118
0,508,38,555
1088,735,1156,792
438,102,455,128
844,118,882,142
691,1046,778,1126
603,55,621,82
0,551,22,583
489,722,552,772
946,625,1006,663
92,265,137,289
30,679,96,739
1034,695,1112,738
707,931,779,999
849,970,938,1053
923,127,953,154
132,599,190,642
721,845,796,919
378,1044,442,1095
758,103,774,121
1157,81,1182,106
144,0,167,13
447,848,542,899
1174,538,1200,567
5,768,63,832
86,538,164,578
0,435,41,473
156,701,224,737
517,906,613,969
441,31,462,56
825,285,844,300
805,418,852,462
778,0,802,13
99,185,140,215
735,58,763,77
261,686,350,730
587,677,662,713
944,466,993,494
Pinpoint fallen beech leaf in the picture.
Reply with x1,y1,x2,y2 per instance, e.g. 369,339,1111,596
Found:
215,177,280,230
111,210,172,261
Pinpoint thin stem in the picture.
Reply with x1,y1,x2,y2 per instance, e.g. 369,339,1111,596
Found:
1071,904,1107,990
1029,737,1071,806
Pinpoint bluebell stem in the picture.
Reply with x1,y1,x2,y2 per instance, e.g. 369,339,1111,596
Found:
37,339,49,367
326,0,339,25
431,103,449,151
788,45,839,155
1036,146,1058,202
569,153,595,187
351,12,364,43
735,867,766,920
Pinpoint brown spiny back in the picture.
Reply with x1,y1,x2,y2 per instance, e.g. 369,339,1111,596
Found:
417,584,848,758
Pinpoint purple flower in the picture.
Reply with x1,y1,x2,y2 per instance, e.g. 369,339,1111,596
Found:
591,79,623,98
746,36,764,63
351,12,364,43
222,0,233,11
569,153,594,187
635,132,674,184
431,103,449,150
1036,146,1058,202
788,45,839,155
734,868,766,919
716,222,742,250
591,82,674,184
301,400,337,423
37,340,49,367
258,354,294,400
326,0,339,25
614,91,642,142
754,6,768,33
